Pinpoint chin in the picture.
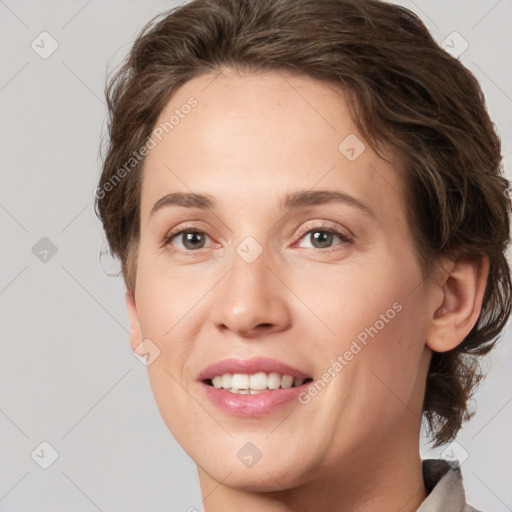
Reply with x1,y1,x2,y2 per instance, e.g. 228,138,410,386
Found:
205,460,307,492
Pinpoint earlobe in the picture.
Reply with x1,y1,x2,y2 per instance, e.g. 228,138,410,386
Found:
125,290,143,351
426,256,489,353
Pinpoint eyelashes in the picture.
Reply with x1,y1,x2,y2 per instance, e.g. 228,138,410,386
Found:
294,223,352,251
162,224,213,251
162,222,353,254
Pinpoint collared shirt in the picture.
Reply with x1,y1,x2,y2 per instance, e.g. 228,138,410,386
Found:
199,459,480,512
418,459,480,511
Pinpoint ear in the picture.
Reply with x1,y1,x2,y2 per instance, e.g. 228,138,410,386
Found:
125,290,143,352
426,256,489,353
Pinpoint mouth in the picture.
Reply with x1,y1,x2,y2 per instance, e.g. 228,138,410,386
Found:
197,357,314,414
203,372,314,394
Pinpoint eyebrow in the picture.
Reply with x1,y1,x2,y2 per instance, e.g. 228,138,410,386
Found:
149,190,375,218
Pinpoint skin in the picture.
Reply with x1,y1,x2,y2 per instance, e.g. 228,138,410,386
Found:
125,69,489,512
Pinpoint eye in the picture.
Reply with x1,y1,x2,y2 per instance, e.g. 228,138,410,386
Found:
295,224,352,251
162,222,353,253
163,224,214,251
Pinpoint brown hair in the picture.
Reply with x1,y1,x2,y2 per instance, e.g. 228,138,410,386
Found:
95,0,511,446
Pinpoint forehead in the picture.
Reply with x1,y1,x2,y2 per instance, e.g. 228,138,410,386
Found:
140,70,407,227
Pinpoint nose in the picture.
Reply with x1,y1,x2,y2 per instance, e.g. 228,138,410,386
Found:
211,244,292,338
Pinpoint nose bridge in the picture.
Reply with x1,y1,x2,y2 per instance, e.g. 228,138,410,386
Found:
212,235,290,336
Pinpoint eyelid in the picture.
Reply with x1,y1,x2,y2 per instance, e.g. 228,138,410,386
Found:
294,220,353,241
161,222,215,249
291,222,353,254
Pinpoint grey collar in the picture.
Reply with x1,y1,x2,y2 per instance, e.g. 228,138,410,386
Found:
417,459,479,512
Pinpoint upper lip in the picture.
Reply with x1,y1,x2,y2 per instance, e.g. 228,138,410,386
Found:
197,357,311,381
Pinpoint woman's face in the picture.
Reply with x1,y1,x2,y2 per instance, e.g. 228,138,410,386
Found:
128,70,435,491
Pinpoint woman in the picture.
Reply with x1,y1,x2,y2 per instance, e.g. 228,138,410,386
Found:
95,0,511,510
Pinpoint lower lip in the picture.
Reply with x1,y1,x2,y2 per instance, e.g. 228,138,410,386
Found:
199,381,310,417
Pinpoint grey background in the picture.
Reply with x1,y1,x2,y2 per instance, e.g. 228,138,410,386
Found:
0,0,511,511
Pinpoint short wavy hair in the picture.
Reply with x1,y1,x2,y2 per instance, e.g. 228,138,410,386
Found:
95,0,511,446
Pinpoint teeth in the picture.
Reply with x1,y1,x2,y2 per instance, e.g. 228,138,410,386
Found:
249,372,268,390
212,375,223,388
209,372,308,393
231,373,249,389
222,373,232,388
281,375,294,388
268,372,281,389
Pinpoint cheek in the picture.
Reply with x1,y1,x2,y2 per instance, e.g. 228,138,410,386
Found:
135,251,205,336
134,264,205,443
133,265,201,394
303,254,427,387
345,281,429,419
291,260,412,341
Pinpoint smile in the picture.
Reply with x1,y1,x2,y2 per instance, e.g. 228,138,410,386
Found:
198,357,313,416
206,372,310,394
